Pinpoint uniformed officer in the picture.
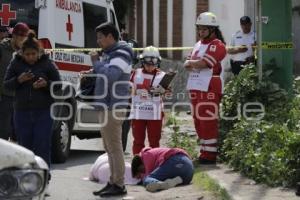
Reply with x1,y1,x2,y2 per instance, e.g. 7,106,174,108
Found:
227,16,256,75
130,46,166,155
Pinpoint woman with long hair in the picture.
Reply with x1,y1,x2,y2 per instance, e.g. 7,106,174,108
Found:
4,31,61,167
184,12,227,165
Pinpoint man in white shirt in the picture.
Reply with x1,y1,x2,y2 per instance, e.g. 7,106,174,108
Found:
227,16,256,75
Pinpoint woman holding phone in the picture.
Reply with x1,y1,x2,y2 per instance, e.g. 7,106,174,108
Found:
4,31,61,167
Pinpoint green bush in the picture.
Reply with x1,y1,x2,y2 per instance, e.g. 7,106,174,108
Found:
166,114,198,159
220,65,300,187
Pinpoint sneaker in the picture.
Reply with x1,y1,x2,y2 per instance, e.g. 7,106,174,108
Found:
198,158,216,165
93,183,112,196
146,177,183,193
146,181,169,192
164,176,183,188
100,184,127,197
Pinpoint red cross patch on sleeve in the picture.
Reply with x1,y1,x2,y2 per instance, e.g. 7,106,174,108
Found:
209,45,217,52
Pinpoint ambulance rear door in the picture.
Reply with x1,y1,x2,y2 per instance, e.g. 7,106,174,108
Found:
38,0,92,86
0,0,38,33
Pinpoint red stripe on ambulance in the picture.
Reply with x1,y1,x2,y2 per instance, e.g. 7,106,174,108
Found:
55,62,91,72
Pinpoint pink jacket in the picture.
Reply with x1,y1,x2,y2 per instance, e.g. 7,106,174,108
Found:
140,147,190,177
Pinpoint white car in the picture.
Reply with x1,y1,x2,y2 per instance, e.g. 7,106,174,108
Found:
0,139,49,200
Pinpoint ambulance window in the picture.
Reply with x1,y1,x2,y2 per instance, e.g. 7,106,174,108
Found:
1,0,39,34
83,3,107,48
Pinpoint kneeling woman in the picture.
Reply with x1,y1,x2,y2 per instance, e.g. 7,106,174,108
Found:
131,147,194,192
4,31,61,167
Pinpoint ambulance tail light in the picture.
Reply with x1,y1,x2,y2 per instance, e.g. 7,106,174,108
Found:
39,38,52,49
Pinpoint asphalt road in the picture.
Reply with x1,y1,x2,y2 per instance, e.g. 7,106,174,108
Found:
47,137,105,200
46,127,207,200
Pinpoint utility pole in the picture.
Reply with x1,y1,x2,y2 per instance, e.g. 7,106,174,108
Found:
256,0,263,82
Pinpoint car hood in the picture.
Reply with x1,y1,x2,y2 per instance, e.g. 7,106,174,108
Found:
0,139,36,170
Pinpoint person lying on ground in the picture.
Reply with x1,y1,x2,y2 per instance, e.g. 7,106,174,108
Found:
90,153,140,187
131,147,194,192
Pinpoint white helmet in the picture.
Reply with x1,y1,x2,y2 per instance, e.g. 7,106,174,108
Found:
140,46,161,66
195,12,219,27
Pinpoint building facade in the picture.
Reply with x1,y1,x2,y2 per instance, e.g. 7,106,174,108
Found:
126,0,208,60
126,0,298,74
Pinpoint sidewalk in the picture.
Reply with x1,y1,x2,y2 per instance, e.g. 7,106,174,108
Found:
167,112,299,200
122,125,213,200
201,164,298,200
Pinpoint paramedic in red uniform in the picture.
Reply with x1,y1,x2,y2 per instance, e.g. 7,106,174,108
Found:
130,46,166,155
184,12,226,164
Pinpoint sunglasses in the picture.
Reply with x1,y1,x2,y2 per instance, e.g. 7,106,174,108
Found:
143,57,160,65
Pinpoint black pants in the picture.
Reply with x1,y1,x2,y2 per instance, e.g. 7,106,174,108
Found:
14,109,53,167
230,60,247,75
0,95,14,140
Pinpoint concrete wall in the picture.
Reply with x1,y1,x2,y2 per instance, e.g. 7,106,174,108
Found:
182,0,197,58
244,0,256,25
209,0,245,75
292,0,300,74
209,0,245,45
167,0,173,58
153,0,160,47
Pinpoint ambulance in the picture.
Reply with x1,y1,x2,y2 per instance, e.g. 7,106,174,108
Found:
0,0,131,163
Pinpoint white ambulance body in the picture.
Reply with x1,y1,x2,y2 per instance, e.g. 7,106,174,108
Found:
0,0,130,163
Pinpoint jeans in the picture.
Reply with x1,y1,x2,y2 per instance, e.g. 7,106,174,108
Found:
0,95,14,140
14,109,53,167
143,154,194,186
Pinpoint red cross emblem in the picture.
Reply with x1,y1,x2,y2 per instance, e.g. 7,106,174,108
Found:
0,4,16,26
137,79,151,90
66,14,73,41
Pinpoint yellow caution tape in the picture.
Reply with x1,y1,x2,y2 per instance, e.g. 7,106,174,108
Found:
45,47,194,52
44,42,293,52
261,42,293,50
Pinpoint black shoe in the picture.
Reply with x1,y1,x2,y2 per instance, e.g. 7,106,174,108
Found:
100,184,127,197
93,183,112,196
199,158,216,165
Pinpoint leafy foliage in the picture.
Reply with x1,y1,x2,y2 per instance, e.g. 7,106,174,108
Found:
166,114,198,159
220,65,300,187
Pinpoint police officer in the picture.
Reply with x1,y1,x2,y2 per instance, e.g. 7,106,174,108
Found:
227,16,256,75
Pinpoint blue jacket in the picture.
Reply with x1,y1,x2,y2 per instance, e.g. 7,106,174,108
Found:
93,41,133,110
